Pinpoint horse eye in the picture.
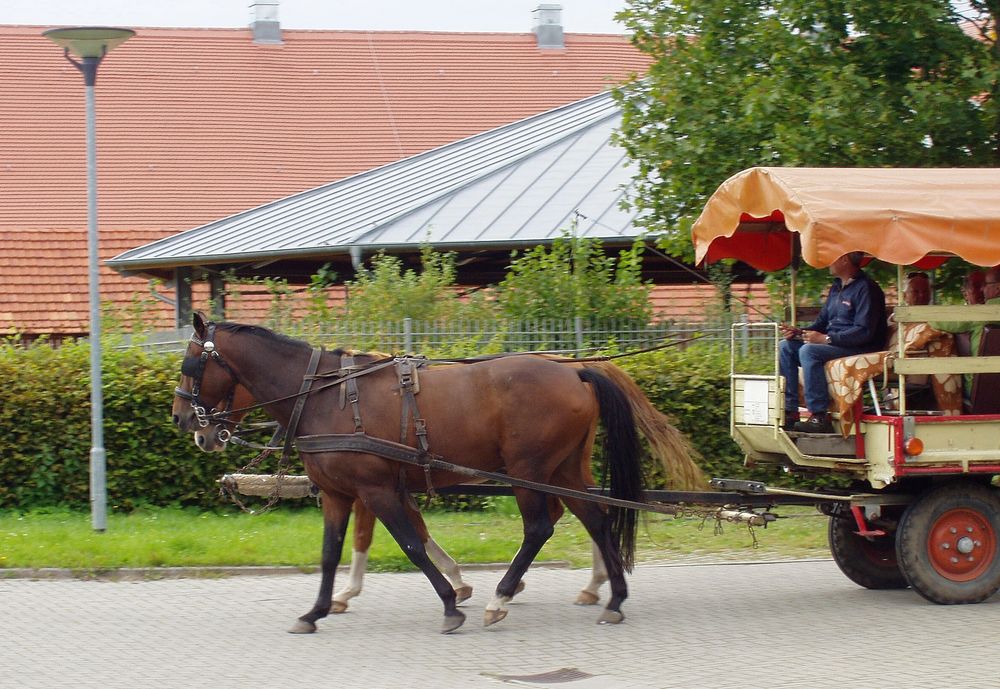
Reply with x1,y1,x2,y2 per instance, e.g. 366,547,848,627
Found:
180,356,200,377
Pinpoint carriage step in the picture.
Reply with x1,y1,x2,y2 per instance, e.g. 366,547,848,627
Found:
790,433,859,458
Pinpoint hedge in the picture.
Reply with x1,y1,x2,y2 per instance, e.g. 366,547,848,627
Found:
0,338,789,512
0,339,237,511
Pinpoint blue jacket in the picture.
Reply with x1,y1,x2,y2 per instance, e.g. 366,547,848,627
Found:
806,270,887,351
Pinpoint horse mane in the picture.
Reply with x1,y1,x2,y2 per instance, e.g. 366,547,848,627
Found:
216,321,312,352
214,323,390,360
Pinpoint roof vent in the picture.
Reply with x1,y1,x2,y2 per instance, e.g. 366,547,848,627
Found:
532,3,564,49
250,0,282,44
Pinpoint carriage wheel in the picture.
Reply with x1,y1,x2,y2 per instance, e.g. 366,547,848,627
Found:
896,482,1000,605
828,516,908,590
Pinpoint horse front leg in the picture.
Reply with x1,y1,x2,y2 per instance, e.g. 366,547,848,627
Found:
423,537,473,604
365,489,466,634
485,488,553,627
289,490,353,634
406,496,473,604
331,498,375,613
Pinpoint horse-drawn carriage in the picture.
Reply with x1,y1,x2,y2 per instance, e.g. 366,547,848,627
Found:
692,166,1000,605
173,166,1000,633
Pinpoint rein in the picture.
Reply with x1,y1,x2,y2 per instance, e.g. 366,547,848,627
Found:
186,352,399,426
189,324,707,428
187,329,708,446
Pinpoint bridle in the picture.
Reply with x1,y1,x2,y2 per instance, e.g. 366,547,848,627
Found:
174,322,240,430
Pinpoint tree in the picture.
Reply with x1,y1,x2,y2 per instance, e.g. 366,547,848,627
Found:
496,235,652,323
614,0,1000,261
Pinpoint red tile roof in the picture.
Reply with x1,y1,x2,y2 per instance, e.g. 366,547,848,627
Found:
1,25,650,335
649,283,774,322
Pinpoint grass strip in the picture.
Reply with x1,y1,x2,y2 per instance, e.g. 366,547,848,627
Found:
0,499,830,572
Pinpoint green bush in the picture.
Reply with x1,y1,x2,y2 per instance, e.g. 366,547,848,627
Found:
615,344,746,484
0,336,821,512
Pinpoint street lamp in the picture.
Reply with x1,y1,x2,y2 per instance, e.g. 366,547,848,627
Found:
43,27,135,532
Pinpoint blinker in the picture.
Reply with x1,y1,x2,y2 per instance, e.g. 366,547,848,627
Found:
180,356,200,377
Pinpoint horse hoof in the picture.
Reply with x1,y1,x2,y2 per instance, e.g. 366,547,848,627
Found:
288,619,317,634
441,610,466,634
330,601,348,614
575,591,600,606
454,585,473,604
483,609,508,627
597,609,624,625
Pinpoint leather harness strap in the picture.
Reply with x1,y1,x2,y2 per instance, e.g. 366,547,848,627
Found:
338,355,365,433
396,357,435,498
282,347,323,461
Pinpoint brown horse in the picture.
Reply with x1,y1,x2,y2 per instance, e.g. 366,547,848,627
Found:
173,314,692,633
190,354,703,613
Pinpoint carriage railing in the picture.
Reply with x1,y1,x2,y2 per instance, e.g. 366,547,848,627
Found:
891,304,1000,415
729,322,781,431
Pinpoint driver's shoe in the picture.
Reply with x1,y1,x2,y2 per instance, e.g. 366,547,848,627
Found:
792,412,834,434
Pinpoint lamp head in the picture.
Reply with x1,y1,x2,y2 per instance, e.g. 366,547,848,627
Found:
43,27,135,59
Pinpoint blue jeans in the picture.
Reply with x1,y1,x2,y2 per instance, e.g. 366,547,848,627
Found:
779,339,870,414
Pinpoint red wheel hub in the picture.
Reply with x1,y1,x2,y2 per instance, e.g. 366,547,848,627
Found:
927,508,998,581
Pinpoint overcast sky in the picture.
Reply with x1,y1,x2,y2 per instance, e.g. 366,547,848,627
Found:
2,0,629,34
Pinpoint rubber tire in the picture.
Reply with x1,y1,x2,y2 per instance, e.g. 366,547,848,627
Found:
828,516,908,590
896,482,1000,605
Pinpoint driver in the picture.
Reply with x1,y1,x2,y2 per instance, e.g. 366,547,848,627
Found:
779,251,887,433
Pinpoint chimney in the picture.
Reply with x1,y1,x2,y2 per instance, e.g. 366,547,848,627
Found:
250,0,282,44
532,4,564,49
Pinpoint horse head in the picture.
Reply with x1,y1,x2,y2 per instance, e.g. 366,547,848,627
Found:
172,312,242,436
191,383,256,452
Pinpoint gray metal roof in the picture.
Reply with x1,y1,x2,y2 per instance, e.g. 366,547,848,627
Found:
108,90,643,273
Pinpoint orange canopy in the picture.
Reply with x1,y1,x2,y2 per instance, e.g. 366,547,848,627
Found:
691,167,1000,270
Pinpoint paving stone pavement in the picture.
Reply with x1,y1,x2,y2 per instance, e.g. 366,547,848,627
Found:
2,559,999,689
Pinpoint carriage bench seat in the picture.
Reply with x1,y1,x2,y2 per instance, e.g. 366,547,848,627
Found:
966,324,1000,414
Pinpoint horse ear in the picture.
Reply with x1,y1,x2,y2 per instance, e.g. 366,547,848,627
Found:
192,311,209,338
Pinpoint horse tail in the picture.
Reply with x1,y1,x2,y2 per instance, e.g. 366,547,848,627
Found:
582,360,706,490
577,368,643,571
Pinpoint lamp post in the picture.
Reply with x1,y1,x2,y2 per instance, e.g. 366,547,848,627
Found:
43,27,135,532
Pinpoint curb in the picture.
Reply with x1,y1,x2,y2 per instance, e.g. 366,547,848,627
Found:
0,560,574,582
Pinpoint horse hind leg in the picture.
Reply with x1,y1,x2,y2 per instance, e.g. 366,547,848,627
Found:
546,494,605,606
561,496,628,625
575,541,608,606
289,491,353,634
485,488,554,627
